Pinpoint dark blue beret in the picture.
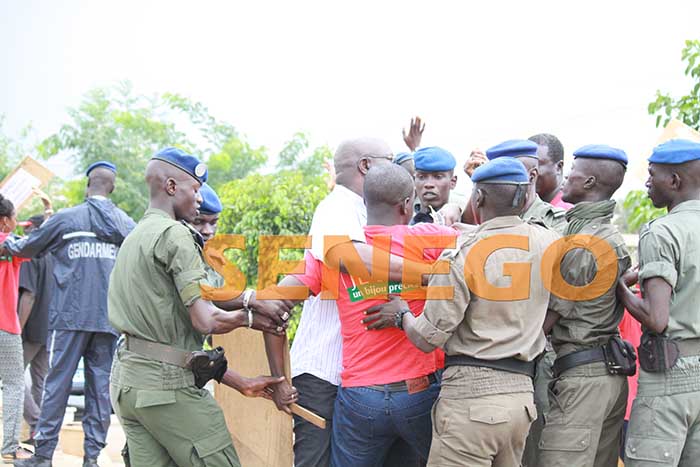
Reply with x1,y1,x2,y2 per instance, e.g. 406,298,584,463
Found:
393,152,414,165
649,139,700,164
486,139,538,160
151,147,207,184
86,161,117,176
472,157,529,184
573,144,628,167
414,147,456,172
199,183,222,215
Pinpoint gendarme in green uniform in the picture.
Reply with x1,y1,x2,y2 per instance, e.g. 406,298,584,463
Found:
521,194,567,235
109,208,240,467
539,200,631,466
626,200,700,466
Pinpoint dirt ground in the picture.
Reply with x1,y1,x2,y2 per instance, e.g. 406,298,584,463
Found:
1,411,125,466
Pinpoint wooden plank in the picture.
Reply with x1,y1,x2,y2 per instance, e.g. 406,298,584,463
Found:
213,329,293,467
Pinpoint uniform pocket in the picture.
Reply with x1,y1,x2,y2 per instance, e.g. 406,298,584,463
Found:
539,426,591,452
191,431,238,467
625,437,679,465
469,405,511,425
134,390,176,409
193,430,234,458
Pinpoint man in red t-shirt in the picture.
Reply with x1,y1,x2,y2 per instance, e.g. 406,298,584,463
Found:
265,164,459,466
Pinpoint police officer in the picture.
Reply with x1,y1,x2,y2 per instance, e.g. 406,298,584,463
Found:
617,139,700,466
411,147,461,224
538,145,632,466
4,161,135,467
108,148,297,467
190,182,224,288
485,139,567,234
374,157,560,466
483,139,567,467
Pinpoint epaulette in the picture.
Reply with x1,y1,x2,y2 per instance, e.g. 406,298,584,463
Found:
526,217,548,229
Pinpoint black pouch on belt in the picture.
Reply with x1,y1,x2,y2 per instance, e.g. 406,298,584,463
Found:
186,346,228,389
602,336,637,376
638,333,679,373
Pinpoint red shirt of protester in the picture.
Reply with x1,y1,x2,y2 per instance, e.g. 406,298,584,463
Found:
295,223,456,387
0,232,29,335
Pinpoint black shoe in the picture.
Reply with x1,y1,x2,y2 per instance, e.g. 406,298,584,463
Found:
82,458,99,467
13,455,52,467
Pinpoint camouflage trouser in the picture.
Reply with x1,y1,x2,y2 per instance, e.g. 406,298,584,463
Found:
538,361,627,467
521,349,555,467
110,383,241,467
625,355,700,466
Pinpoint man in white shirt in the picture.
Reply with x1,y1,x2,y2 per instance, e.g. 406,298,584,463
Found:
290,137,393,467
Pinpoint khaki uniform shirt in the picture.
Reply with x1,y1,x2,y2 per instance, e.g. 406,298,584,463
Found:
521,194,567,235
638,200,700,340
109,208,209,389
549,208,631,357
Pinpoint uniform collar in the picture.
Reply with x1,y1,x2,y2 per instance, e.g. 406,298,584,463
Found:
476,215,524,233
669,199,700,214
89,195,108,201
144,207,174,219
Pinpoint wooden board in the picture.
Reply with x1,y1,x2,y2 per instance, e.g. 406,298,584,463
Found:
213,329,293,467
0,156,54,211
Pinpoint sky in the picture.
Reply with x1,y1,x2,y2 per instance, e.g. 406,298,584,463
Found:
2,0,700,197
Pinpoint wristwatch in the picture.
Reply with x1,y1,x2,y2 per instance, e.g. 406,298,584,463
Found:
394,308,412,330
243,290,254,328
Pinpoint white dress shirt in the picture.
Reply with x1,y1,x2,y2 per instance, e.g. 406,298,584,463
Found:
290,184,366,386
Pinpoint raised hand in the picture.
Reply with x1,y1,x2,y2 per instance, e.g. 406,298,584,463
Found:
402,117,425,152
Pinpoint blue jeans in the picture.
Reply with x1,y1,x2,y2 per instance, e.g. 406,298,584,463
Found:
331,381,439,467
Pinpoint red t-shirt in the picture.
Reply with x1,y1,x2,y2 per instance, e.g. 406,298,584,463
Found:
619,307,642,420
0,232,29,334
550,191,574,211
295,223,458,387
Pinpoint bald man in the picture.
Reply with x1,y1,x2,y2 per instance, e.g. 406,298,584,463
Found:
285,137,396,467
4,161,136,467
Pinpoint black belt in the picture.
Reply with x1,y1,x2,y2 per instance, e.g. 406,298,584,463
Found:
552,347,606,378
366,372,438,392
444,355,536,378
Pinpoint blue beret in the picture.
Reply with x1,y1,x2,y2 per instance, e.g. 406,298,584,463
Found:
486,139,539,160
86,161,117,176
414,147,456,172
199,183,222,215
151,147,207,184
472,157,530,184
393,152,414,165
573,144,628,166
649,139,700,164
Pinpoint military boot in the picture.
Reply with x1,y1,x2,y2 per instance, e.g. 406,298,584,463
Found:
13,455,52,467
82,458,99,467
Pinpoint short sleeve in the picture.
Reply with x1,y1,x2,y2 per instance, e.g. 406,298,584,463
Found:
19,261,38,294
638,225,678,288
291,252,323,296
153,225,208,307
414,258,470,348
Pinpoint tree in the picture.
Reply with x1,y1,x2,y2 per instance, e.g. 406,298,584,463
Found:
37,82,267,219
649,40,700,130
621,40,700,233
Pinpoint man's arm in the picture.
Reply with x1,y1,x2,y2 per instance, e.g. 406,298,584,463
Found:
262,275,309,413
363,296,436,353
543,310,560,334
617,273,671,333
221,369,297,404
188,299,285,336
18,290,35,329
3,214,65,258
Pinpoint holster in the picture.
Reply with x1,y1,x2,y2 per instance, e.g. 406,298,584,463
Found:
638,333,679,373
602,335,637,376
186,346,228,389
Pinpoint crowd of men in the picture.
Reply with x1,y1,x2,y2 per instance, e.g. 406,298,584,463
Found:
0,119,699,467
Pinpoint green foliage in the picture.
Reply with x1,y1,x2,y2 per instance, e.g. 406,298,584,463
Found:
649,40,700,130
37,82,267,219
622,190,666,232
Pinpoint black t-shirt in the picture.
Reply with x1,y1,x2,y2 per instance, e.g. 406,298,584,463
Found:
18,254,53,345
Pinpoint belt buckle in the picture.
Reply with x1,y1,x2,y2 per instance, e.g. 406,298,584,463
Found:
406,375,430,395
